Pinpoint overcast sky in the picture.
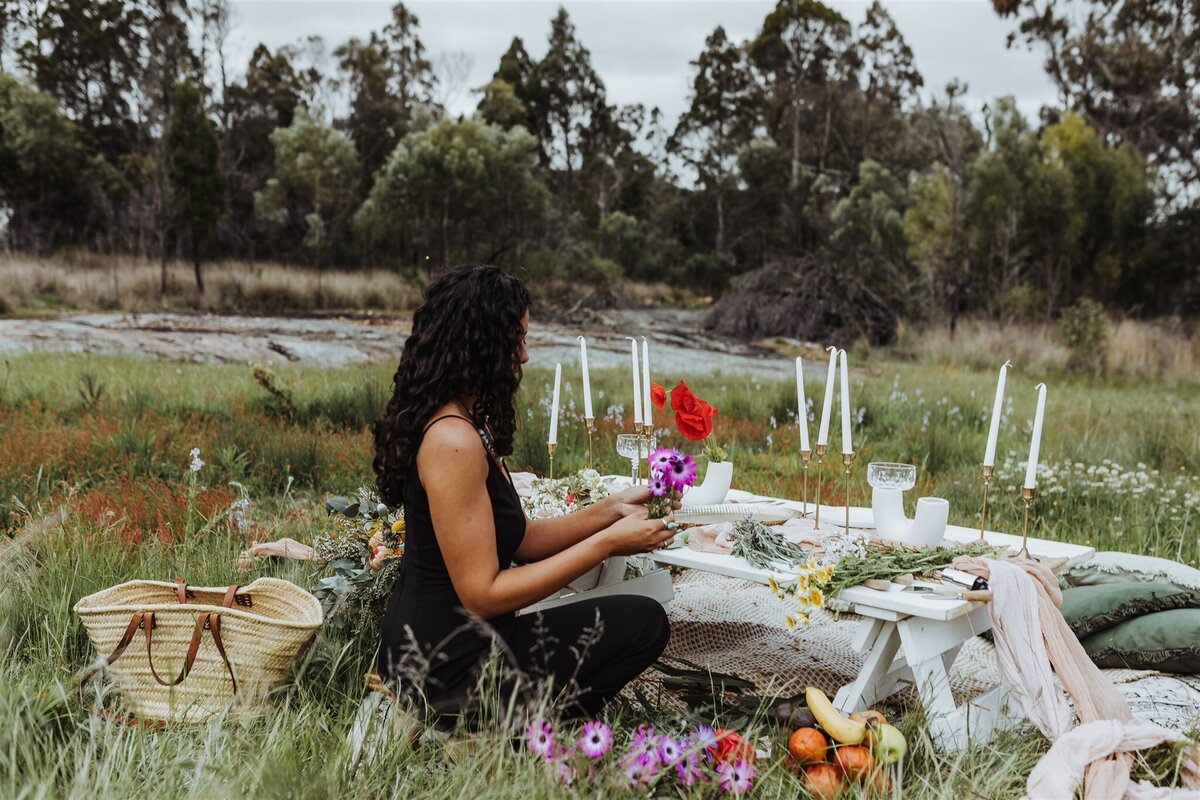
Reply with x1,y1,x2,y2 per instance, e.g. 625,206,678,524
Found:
227,0,1061,128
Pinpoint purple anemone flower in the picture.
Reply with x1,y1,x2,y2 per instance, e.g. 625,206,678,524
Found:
716,758,756,796
648,475,670,498
578,721,612,760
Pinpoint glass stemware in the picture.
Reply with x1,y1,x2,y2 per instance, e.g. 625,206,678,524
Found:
866,462,917,492
615,433,656,484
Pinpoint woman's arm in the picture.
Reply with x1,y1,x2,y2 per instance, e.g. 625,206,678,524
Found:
421,421,675,618
514,486,653,561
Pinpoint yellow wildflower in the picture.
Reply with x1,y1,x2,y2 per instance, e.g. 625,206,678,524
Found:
784,614,796,630
767,576,780,596
391,517,406,533
794,611,810,627
806,588,824,608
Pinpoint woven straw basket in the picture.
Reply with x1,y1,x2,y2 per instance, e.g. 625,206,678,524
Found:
74,577,323,724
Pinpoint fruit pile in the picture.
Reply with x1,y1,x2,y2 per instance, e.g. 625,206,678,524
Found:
778,687,908,798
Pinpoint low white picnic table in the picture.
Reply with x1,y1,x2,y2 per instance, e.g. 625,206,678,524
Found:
557,484,1094,752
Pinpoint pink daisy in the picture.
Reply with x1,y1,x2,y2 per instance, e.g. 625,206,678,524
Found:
675,746,705,788
524,719,554,761
578,721,612,760
630,723,656,752
717,758,756,796
648,475,670,497
622,750,659,788
663,454,698,491
692,724,718,754
648,447,676,472
554,759,576,786
655,735,683,766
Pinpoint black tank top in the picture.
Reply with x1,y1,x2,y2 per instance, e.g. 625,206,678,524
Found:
375,415,527,707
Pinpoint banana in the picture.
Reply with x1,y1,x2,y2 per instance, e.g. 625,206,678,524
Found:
804,686,866,745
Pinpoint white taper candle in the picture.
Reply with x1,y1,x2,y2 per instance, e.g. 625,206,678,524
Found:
839,349,852,454
984,360,1011,467
795,357,810,451
626,337,642,429
548,363,562,445
642,337,652,429
817,345,837,446
578,336,593,419
1024,383,1047,489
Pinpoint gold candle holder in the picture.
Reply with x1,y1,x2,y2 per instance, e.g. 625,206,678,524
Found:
1015,486,1035,560
584,417,596,470
842,451,857,531
813,443,828,528
547,442,558,480
977,464,995,545
799,449,813,517
634,422,645,485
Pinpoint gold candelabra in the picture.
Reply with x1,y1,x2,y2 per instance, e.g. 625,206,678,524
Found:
813,443,828,528
1017,486,1035,560
977,464,995,545
842,451,857,531
584,417,596,470
547,442,558,480
799,449,813,517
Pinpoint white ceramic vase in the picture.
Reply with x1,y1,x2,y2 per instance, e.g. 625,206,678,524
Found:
681,461,734,507
871,487,951,548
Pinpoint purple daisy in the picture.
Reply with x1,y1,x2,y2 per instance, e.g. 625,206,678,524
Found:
663,454,698,491
655,735,683,766
554,759,576,786
647,447,676,472
692,724,718,755
675,746,705,788
716,758,757,796
648,475,670,498
578,721,612,760
622,750,659,788
524,719,555,761
630,723,656,752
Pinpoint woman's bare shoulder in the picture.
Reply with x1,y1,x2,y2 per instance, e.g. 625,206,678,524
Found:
417,412,486,474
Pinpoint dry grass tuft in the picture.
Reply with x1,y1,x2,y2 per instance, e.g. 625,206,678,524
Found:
894,318,1199,382
0,252,423,314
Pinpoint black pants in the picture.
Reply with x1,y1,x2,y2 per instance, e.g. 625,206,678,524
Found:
399,594,670,728
505,594,671,719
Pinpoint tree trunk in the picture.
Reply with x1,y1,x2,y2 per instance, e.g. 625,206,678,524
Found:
791,98,801,188
160,229,169,295
715,184,725,255
192,228,205,293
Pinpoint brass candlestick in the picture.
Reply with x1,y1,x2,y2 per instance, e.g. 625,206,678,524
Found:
584,417,596,470
634,422,645,485
842,451,857,531
813,443,829,528
547,442,558,480
1017,486,1035,560
977,464,995,545
799,449,813,516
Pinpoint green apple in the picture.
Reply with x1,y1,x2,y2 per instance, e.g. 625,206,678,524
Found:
868,723,908,765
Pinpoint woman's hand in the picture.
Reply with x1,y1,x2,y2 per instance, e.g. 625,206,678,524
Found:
607,485,684,520
600,510,678,557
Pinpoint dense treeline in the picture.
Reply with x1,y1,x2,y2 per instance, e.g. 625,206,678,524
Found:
0,0,1196,327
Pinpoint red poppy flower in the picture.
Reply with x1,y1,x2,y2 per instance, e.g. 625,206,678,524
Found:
670,380,718,441
708,729,755,765
651,381,666,410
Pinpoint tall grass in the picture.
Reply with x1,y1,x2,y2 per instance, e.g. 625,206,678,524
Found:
0,351,1196,798
0,251,424,315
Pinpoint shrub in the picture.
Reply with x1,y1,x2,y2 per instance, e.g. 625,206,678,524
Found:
1056,297,1109,373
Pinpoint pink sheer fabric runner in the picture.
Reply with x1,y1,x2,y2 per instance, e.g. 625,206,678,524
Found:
952,557,1200,800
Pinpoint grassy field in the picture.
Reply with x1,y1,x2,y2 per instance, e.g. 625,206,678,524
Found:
1,351,1197,798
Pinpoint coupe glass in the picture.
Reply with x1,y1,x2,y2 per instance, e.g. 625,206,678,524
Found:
615,433,656,484
867,462,917,491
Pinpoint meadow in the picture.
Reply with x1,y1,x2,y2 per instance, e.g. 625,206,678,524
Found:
1,349,1197,799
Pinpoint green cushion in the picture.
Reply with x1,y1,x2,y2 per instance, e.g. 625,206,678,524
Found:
1082,608,1200,674
1060,582,1200,639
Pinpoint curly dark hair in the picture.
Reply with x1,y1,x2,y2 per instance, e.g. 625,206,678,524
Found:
373,265,532,507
